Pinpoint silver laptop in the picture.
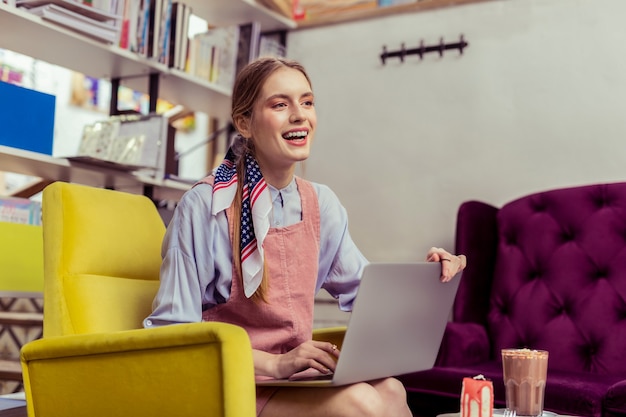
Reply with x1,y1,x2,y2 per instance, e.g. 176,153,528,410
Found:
256,262,462,387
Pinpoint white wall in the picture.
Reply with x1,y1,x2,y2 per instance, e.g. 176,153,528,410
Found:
287,0,626,262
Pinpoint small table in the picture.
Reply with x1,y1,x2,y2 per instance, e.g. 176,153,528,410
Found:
439,410,563,417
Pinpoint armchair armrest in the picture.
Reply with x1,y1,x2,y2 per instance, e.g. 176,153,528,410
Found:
312,326,347,350
605,380,626,417
435,321,491,367
21,322,256,417
454,200,499,324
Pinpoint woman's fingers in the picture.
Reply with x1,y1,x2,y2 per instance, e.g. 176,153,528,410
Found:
278,341,340,378
426,247,466,282
306,341,340,373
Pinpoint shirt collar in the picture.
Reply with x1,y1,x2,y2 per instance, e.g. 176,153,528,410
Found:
268,177,297,204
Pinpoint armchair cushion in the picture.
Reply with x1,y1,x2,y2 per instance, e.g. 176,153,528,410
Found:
64,274,160,334
21,322,256,417
434,322,490,367
605,381,626,417
42,181,165,337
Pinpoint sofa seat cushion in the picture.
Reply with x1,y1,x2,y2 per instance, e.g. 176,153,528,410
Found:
605,380,626,417
398,362,625,417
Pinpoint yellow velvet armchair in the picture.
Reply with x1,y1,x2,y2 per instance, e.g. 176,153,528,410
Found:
19,182,256,417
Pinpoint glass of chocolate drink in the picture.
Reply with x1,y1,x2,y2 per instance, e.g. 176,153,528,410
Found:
501,348,549,417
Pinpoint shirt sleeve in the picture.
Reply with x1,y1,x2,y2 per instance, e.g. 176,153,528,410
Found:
313,183,369,312
144,183,233,328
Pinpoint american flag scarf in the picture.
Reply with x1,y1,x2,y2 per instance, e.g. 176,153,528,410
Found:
212,148,272,298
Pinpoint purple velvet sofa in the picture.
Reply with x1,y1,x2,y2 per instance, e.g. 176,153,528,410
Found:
398,183,626,417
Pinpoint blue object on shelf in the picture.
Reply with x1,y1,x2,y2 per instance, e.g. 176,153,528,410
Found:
0,81,56,155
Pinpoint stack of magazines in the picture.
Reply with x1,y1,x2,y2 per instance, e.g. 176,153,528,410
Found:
17,0,121,44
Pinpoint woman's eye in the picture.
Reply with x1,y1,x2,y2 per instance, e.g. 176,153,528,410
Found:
272,102,287,109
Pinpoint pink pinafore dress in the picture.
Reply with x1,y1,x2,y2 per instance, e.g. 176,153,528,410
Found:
202,177,321,415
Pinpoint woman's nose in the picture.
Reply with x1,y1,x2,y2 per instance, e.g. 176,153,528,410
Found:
289,107,305,123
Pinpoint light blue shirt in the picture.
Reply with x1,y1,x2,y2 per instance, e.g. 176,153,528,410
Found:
144,178,368,328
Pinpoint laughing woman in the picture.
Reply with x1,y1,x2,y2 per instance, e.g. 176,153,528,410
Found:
145,57,465,417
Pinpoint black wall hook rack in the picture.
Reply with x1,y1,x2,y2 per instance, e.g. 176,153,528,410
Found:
380,34,468,65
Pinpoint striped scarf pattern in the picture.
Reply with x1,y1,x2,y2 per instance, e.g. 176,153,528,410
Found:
212,148,271,297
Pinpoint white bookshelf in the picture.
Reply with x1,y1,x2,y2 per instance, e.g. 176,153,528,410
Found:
0,1,295,119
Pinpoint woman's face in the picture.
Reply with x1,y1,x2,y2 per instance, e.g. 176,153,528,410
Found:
247,66,316,179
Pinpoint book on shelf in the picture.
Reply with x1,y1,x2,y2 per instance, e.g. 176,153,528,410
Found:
212,25,240,89
155,0,173,64
188,31,214,82
167,1,182,68
0,196,42,225
117,0,189,66
90,0,125,15
236,21,261,76
259,33,286,58
16,0,121,21
187,21,261,90
0,81,55,156
133,0,151,55
18,1,122,44
124,0,141,52
167,1,191,70
118,0,135,49
178,2,191,70
133,0,174,62
145,0,173,61
143,0,157,57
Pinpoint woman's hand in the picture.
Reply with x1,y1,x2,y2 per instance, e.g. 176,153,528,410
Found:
426,247,466,282
253,340,340,379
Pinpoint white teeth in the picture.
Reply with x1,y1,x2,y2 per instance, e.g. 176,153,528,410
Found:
284,131,307,139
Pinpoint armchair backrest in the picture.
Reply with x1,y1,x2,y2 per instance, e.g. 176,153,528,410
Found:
455,182,626,375
42,182,165,337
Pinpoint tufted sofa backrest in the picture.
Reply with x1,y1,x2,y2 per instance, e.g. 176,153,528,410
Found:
486,183,626,375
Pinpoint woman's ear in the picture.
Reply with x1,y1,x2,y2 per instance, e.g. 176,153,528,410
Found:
233,115,251,139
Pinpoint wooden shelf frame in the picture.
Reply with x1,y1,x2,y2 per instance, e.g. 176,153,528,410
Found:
0,145,190,202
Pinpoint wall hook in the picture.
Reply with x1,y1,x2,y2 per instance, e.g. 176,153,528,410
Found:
380,34,469,65
459,34,467,54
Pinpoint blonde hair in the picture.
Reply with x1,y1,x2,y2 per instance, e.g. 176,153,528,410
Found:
230,57,312,302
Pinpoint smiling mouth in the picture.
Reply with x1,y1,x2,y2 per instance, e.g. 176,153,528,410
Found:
283,130,308,140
